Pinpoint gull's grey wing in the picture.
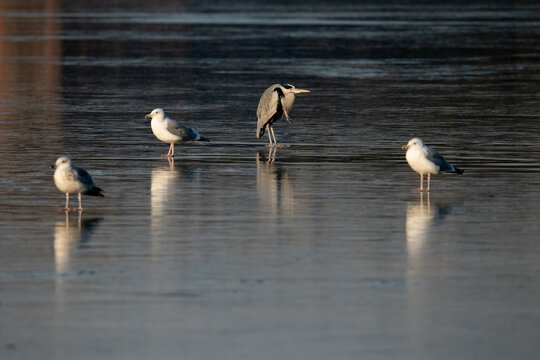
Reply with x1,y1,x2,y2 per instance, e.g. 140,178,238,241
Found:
166,118,203,141
185,127,202,141
165,118,191,140
72,166,96,190
425,146,455,172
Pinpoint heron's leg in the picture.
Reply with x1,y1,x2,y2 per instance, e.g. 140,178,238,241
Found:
427,174,431,192
270,126,278,145
267,128,273,147
77,193,83,211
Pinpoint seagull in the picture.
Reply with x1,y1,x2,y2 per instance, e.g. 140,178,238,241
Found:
145,108,208,157
402,137,463,192
53,157,104,211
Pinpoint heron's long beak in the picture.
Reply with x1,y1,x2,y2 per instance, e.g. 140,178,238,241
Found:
145,114,152,119
402,144,408,150
293,89,310,94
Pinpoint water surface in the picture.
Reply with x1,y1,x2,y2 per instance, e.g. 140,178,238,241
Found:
1,1,540,359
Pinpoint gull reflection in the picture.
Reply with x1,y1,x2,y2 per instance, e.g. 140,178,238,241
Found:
256,148,294,215
53,212,103,275
151,157,179,219
53,211,102,355
406,193,453,253
406,192,434,254
405,193,453,348
150,157,202,238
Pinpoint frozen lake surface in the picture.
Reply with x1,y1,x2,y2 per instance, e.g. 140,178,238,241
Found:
1,1,540,359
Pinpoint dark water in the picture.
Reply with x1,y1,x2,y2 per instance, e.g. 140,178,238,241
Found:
1,1,540,359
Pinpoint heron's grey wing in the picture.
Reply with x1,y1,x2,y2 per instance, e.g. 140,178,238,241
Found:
257,85,280,119
257,86,282,137
165,118,190,140
425,146,455,172
72,166,95,190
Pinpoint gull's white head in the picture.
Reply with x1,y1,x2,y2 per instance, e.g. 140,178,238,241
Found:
145,108,165,120
54,157,72,169
402,137,424,150
282,83,310,94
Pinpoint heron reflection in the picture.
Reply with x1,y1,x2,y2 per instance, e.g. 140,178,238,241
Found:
256,148,294,215
53,211,103,275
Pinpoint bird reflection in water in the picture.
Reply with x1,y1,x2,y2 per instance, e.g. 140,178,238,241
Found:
53,211,103,275
405,189,454,347
150,157,201,235
406,193,453,253
151,157,178,219
256,148,294,215
406,192,434,254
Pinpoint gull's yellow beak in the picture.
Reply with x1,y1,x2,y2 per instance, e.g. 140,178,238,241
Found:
402,144,408,150
145,114,152,119
293,89,310,94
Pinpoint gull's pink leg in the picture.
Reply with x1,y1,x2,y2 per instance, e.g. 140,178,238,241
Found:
161,143,174,157
413,174,425,192
62,193,70,211
171,144,175,157
427,174,431,192
415,174,430,192
77,193,83,212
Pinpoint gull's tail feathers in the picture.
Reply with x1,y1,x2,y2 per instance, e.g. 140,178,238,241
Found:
85,186,104,197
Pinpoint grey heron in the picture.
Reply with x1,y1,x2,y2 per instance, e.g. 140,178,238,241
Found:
402,137,463,192
256,83,310,146
145,108,207,157
53,157,104,211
